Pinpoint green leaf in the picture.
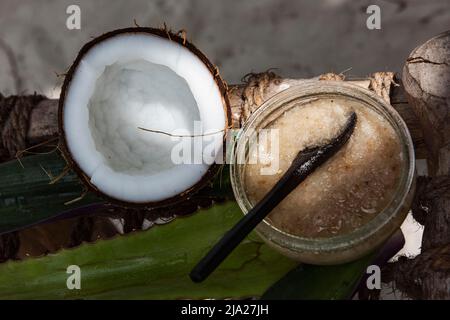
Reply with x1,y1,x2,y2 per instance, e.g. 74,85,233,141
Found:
0,201,297,299
0,154,372,300
262,253,375,300
0,153,100,234
0,153,235,234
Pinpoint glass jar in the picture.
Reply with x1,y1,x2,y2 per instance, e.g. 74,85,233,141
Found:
230,81,416,265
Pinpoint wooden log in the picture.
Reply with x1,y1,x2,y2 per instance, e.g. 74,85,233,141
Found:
23,75,428,160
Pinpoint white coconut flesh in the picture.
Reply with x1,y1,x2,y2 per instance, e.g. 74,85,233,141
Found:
63,33,226,203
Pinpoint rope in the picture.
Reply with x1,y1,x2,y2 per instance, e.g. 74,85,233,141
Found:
0,93,46,161
369,72,396,104
237,70,281,127
234,71,395,128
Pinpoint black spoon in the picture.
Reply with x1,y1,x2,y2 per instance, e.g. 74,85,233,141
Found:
190,112,357,283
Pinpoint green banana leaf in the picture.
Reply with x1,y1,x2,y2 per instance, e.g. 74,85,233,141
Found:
0,201,297,299
0,153,234,234
0,153,373,300
0,153,100,234
262,253,375,299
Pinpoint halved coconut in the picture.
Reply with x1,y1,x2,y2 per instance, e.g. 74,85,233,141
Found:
59,28,230,207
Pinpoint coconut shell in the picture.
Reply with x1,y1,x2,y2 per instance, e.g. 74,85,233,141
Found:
402,30,450,176
58,27,231,208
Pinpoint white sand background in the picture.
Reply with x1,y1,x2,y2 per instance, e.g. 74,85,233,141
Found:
0,0,448,96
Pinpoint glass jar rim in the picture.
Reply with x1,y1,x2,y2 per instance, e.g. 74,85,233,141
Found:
230,80,415,253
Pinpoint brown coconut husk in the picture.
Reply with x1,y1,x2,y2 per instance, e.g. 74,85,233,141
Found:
402,30,450,177
380,31,450,299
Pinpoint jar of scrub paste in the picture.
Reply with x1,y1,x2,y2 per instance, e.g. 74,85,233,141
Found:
230,81,416,265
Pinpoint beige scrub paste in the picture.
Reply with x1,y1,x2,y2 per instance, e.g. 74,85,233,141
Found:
244,97,405,238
